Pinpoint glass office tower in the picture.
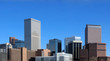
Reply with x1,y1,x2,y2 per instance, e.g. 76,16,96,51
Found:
65,36,81,53
24,18,41,50
68,39,82,61
47,39,62,55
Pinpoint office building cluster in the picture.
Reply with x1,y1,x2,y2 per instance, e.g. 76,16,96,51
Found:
0,18,110,61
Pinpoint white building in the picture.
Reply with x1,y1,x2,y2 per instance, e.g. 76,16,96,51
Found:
55,52,72,61
35,52,72,61
0,43,12,53
0,43,12,61
24,18,41,50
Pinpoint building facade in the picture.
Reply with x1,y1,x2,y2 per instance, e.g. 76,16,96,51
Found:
36,52,72,61
7,48,51,61
85,24,101,44
47,39,62,55
79,24,110,61
68,38,82,61
36,49,51,56
0,52,7,61
9,37,18,45
36,56,55,61
9,37,25,48
55,52,73,61
0,43,12,61
0,43,12,53
65,36,81,53
13,40,25,48
24,18,41,50
80,43,107,61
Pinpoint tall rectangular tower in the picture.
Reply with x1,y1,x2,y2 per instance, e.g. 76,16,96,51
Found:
47,39,62,55
65,36,81,53
24,18,41,50
85,24,101,44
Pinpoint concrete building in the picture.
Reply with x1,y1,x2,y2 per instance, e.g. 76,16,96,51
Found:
55,52,73,61
47,39,62,55
36,56,55,61
35,52,72,61
85,24,101,44
36,49,51,56
0,52,7,61
24,18,41,50
79,24,110,61
8,48,36,61
98,57,110,61
80,43,107,61
0,43,12,61
68,39,82,61
86,43,106,57
7,48,50,61
65,36,81,53
0,43,12,53
80,49,88,61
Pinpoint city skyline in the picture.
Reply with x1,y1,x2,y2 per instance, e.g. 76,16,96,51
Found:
0,1,110,56
0,18,109,55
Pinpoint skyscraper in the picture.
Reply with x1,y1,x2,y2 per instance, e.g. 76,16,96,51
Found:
68,37,82,61
47,39,62,55
85,24,101,44
24,18,41,50
65,36,81,53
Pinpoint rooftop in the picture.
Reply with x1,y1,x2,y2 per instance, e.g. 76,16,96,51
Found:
24,18,40,23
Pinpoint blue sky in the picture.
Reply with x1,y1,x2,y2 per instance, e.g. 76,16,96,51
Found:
0,0,110,55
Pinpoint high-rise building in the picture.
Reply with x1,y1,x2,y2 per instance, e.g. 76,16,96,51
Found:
65,36,81,53
68,37,82,61
85,24,101,44
47,39,62,55
79,24,110,61
24,18,41,50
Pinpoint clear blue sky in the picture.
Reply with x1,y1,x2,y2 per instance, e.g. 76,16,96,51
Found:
0,0,110,56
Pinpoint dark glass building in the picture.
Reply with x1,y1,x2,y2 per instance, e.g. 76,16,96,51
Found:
68,39,82,61
47,39,62,55
13,40,25,48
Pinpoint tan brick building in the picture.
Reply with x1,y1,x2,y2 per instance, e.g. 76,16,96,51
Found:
7,48,51,61
36,49,51,56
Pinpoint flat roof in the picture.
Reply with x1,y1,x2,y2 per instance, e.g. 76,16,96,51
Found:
24,18,40,23
86,24,101,26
